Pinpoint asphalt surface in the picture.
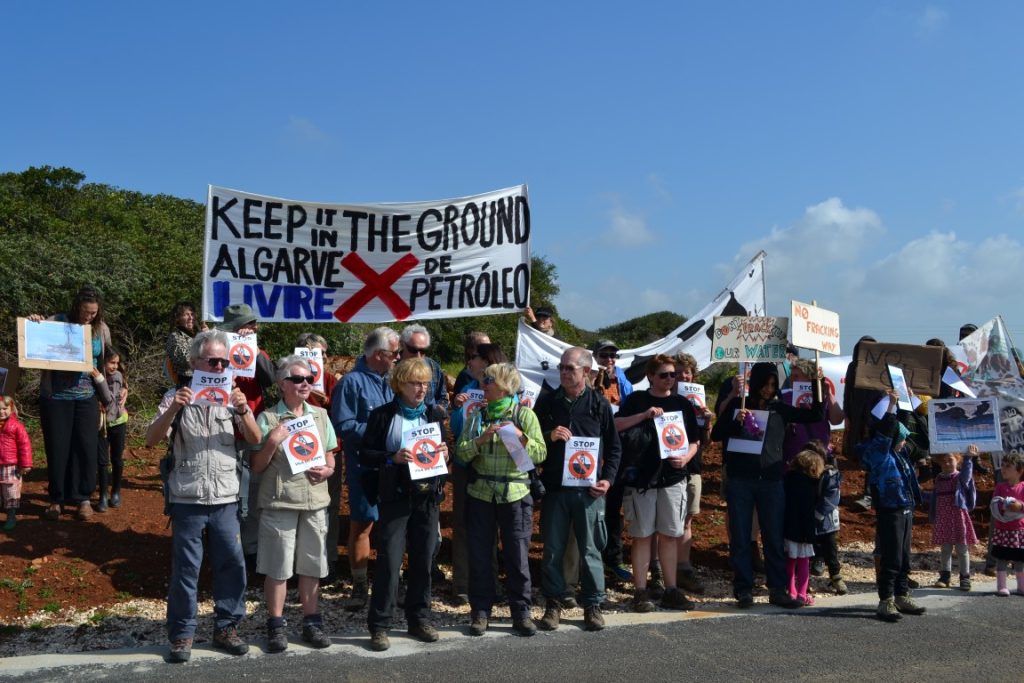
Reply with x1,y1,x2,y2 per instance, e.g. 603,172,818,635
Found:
2,581,1020,682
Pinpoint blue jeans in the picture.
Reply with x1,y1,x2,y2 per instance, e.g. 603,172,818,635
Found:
726,477,786,597
167,503,247,640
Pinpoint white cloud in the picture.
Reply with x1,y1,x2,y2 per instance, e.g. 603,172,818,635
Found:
284,115,335,147
917,6,949,35
603,202,655,246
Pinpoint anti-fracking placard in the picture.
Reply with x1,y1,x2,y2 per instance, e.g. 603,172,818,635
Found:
203,185,531,323
562,437,600,487
403,422,447,481
281,414,327,474
294,347,325,393
227,333,258,378
790,300,840,355
852,341,944,395
190,370,234,406
711,316,789,363
654,411,689,459
927,397,1003,454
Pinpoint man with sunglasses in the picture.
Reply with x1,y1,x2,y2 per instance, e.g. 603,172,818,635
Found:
330,326,401,610
399,325,449,412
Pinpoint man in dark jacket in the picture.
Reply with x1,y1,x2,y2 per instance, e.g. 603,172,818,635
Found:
533,347,621,632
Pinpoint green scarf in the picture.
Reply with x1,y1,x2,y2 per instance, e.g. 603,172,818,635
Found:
485,396,514,422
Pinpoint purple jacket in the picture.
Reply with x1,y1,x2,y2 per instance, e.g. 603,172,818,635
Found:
924,457,976,523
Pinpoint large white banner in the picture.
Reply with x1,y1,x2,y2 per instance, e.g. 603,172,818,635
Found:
516,251,766,392
203,185,530,323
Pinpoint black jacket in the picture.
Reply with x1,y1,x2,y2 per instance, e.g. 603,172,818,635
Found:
359,400,450,503
534,386,621,493
618,392,700,489
712,397,824,481
783,469,819,544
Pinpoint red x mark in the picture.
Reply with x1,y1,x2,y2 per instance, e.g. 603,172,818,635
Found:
333,252,420,322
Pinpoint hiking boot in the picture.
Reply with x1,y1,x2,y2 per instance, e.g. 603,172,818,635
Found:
96,496,108,513
829,575,849,595
606,562,633,583
408,622,440,643
558,594,579,610
468,615,488,636
512,617,537,637
537,600,561,631
345,580,369,611
934,571,951,588
735,593,754,609
958,575,972,592
893,595,926,615
906,576,920,589
632,588,656,613
876,598,902,622
583,605,605,631
851,495,872,512
266,622,288,653
168,637,193,663
647,576,666,600
768,591,803,609
660,587,695,610
76,501,94,521
109,491,122,508
302,622,331,649
677,567,706,594
213,626,250,655
44,504,61,520
369,630,390,651
810,558,826,577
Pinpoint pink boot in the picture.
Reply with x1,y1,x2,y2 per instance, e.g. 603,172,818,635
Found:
996,571,1010,596
1016,572,1024,596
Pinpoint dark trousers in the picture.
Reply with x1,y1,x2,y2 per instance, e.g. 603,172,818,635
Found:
602,481,626,567
466,495,533,620
540,489,607,607
40,397,99,505
726,477,786,597
813,531,841,577
98,422,127,495
876,507,913,599
367,495,439,631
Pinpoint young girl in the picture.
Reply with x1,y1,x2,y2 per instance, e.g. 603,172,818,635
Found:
784,449,825,605
990,452,1024,596
0,396,33,530
98,348,129,510
926,445,978,591
805,439,847,594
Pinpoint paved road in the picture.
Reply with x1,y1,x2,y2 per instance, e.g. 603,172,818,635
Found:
3,582,1021,681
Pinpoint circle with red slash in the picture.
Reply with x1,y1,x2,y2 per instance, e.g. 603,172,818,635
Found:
194,386,230,405
287,431,321,462
229,343,255,371
660,422,687,451
567,450,596,480
308,359,323,386
410,439,441,469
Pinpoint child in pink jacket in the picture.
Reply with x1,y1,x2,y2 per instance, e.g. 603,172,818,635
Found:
0,396,33,530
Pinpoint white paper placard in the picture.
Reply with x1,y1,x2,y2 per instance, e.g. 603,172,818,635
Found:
679,382,707,427
728,409,769,454
654,411,689,459
887,365,913,411
227,333,258,378
190,369,234,406
790,300,841,355
403,422,447,480
462,389,485,423
519,376,541,409
927,397,1003,454
562,436,600,487
498,423,534,472
790,381,814,408
294,347,326,393
281,413,327,474
942,366,977,399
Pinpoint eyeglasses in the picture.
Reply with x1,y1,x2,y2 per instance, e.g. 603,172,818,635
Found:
656,371,678,379
284,375,315,384
405,381,429,388
482,376,497,385
404,345,428,356
202,357,230,369
557,364,580,372
598,353,619,359
380,348,400,358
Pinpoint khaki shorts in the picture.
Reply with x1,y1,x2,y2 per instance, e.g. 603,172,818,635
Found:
257,507,329,581
686,474,702,517
624,481,687,538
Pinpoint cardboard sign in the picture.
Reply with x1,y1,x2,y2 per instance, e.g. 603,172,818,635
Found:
281,413,326,474
403,422,447,480
227,333,258,378
654,411,689,459
562,436,600,487
190,370,233,406
887,365,913,411
852,342,944,395
728,409,769,454
678,382,707,427
498,423,534,472
927,397,1003,454
790,300,841,355
294,347,326,393
711,316,789,363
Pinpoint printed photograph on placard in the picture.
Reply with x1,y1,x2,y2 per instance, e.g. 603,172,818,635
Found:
17,318,93,372
729,409,769,454
887,365,913,411
927,397,1002,454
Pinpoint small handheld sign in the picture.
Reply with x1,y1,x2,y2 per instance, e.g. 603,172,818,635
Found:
462,389,485,422
790,381,814,409
562,436,600,487
887,365,913,411
281,414,326,474
227,333,258,378
678,382,707,426
498,423,534,472
294,347,326,393
190,369,233,406
403,422,447,480
654,411,689,460
729,408,769,454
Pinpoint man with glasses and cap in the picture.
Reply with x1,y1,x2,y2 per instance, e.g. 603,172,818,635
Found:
330,326,401,610
400,324,450,412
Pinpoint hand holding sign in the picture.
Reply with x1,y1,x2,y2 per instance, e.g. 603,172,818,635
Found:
403,423,448,480
190,370,234,406
281,414,326,474
654,411,689,463
228,333,258,378
562,437,600,488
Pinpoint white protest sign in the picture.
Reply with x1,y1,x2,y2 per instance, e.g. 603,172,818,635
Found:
227,333,258,378
927,397,1003,454
888,365,913,411
498,423,534,472
729,409,769,454
190,369,234,406
294,347,326,393
654,411,689,459
790,300,841,355
203,185,531,324
943,366,977,399
462,389,485,424
711,316,789,363
403,422,447,480
562,436,600,487
519,375,541,409
678,382,707,427
281,414,326,474
790,381,814,408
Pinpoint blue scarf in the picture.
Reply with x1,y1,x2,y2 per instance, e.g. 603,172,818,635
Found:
400,400,427,421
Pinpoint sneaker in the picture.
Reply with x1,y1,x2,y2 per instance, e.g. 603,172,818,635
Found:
893,595,926,615
660,587,695,610
934,571,951,589
76,501,94,521
408,622,440,643
266,622,288,653
829,576,849,595
851,495,872,512
369,630,390,651
345,580,369,611
44,504,61,520
876,598,901,622
512,617,537,637
213,626,250,655
302,622,331,649
798,594,815,606
468,615,488,636
906,576,920,589
168,637,193,663
109,491,121,508
583,605,605,631
768,591,803,609
677,567,706,594
606,562,633,583
537,600,560,631
996,587,1010,597
958,575,972,592
810,558,826,577
632,588,656,613
647,576,666,600
736,593,754,609
558,594,579,610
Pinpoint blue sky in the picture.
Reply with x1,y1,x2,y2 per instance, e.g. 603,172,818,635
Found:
4,2,1024,351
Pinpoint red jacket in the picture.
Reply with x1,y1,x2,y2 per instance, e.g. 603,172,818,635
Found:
0,416,32,468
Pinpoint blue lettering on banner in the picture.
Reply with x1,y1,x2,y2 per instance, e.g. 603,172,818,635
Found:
210,281,337,320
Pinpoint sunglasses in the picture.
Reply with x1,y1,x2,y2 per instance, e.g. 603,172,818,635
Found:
404,345,428,356
656,371,678,380
598,353,619,359
482,376,497,385
284,375,315,384
557,364,580,372
202,357,230,369
380,348,400,358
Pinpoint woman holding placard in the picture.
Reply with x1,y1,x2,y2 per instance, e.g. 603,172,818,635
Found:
360,358,451,651
250,355,338,653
